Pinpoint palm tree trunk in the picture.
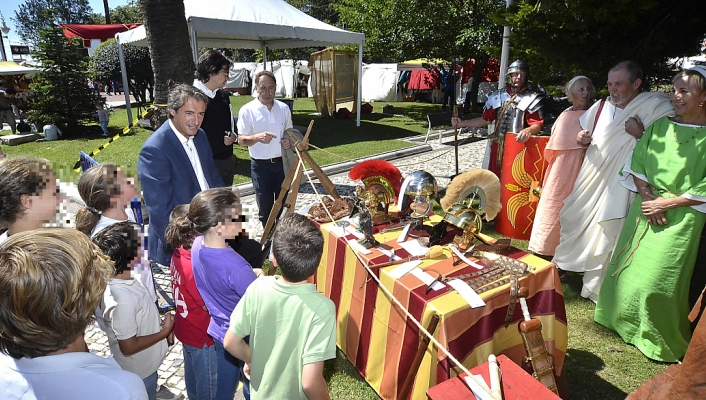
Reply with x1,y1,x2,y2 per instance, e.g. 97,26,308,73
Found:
138,0,194,126
103,0,111,24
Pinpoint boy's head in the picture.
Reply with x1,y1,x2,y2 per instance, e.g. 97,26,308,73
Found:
0,228,113,359
92,221,141,275
271,213,323,282
95,103,104,110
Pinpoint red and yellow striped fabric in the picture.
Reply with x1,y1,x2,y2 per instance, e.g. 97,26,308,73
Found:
315,221,567,400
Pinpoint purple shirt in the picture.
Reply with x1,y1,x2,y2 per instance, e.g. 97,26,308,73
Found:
191,236,256,342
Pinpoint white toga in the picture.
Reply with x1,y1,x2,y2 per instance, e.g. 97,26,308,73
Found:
553,92,674,302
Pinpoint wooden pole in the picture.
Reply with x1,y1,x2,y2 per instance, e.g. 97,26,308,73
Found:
397,314,441,400
290,125,341,200
260,121,314,246
453,105,459,176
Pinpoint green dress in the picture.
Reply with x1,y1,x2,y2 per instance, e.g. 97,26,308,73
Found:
594,117,706,362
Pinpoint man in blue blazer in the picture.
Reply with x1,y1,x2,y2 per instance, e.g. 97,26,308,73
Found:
138,84,225,266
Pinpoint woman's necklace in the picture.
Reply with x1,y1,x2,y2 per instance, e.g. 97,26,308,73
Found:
672,124,706,145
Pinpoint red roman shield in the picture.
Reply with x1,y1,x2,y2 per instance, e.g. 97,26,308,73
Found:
494,134,549,240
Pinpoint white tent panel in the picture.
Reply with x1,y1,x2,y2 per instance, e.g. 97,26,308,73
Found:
115,0,364,126
116,0,364,48
361,64,399,103
226,62,256,89
249,60,309,99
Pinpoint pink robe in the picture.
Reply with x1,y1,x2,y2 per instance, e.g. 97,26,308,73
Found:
528,107,587,256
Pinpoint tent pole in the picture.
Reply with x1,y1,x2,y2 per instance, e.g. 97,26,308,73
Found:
190,25,198,63
356,43,362,127
117,38,133,127
263,43,267,71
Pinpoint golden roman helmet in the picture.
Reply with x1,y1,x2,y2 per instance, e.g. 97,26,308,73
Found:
348,160,403,218
440,169,501,247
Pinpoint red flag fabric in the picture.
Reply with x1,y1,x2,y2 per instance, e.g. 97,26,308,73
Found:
495,134,549,240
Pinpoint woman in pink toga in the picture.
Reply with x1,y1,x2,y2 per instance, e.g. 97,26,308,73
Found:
529,76,596,257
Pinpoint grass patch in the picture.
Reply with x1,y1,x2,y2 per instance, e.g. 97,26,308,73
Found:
1,97,442,186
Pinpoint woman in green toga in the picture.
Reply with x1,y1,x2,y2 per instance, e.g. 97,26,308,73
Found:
595,66,706,362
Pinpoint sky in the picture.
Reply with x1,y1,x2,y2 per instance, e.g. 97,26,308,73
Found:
1,0,132,59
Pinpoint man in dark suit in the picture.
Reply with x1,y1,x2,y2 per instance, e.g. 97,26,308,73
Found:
138,84,224,266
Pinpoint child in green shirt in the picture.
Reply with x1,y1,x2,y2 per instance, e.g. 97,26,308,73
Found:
225,213,335,400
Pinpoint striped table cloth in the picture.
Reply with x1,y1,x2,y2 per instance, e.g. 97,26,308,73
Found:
314,220,567,400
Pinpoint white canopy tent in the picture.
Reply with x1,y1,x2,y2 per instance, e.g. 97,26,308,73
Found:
115,0,365,126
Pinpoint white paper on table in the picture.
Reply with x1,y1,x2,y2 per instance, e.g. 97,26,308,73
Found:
329,224,347,238
347,239,372,254
345,226,364,239
396,223,411,243
376,247,402,261
463,375,496,400
449,244,484,270
447,279,486,308
410,269,445,291
399,239,429,257
389,260,423,279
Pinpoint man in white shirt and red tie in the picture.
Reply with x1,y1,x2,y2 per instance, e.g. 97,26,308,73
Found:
237,70,294,226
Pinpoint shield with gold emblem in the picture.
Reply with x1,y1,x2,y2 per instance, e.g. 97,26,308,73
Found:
494,133,549,240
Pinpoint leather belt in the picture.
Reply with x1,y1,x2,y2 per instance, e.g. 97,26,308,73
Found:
252,157,282,163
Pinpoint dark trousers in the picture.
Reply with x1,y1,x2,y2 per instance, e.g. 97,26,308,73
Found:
251,159,285,226
442,91,454,109
214,153,236,186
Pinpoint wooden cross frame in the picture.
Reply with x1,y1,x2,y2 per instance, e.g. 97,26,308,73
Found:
259,120,341,249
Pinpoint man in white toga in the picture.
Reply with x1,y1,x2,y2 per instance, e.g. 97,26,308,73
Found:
553,61,674,302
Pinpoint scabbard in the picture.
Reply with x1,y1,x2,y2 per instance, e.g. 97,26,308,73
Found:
519,319,559,395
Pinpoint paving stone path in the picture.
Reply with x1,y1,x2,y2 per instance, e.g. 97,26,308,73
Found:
85,131,489,399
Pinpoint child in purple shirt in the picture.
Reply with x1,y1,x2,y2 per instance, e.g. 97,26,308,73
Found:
182,188,262,400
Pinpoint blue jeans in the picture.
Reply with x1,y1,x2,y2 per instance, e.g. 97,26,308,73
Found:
251,159,285,225
100,121,109,136
213,339,250,400
183,343,218,400
142,370,158,400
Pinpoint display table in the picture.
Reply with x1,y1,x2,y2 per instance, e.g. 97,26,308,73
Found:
314,219,567,400
426,355,561,399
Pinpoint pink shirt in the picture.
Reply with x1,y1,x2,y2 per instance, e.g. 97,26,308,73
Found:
546,107,588,152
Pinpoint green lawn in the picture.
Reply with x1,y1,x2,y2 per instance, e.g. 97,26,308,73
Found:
1,97,435,185
1,97,670,399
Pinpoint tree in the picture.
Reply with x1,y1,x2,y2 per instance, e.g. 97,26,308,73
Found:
12,0,93,46
86,1,142,25
28,13,101,135
502,0,706,89
287,0,339,24
112,1,142,24
138,0,193,126
90,39,152,103
337,0,503,62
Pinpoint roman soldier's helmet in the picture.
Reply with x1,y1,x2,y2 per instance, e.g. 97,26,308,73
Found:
507,60,529,85
507,60,529,75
